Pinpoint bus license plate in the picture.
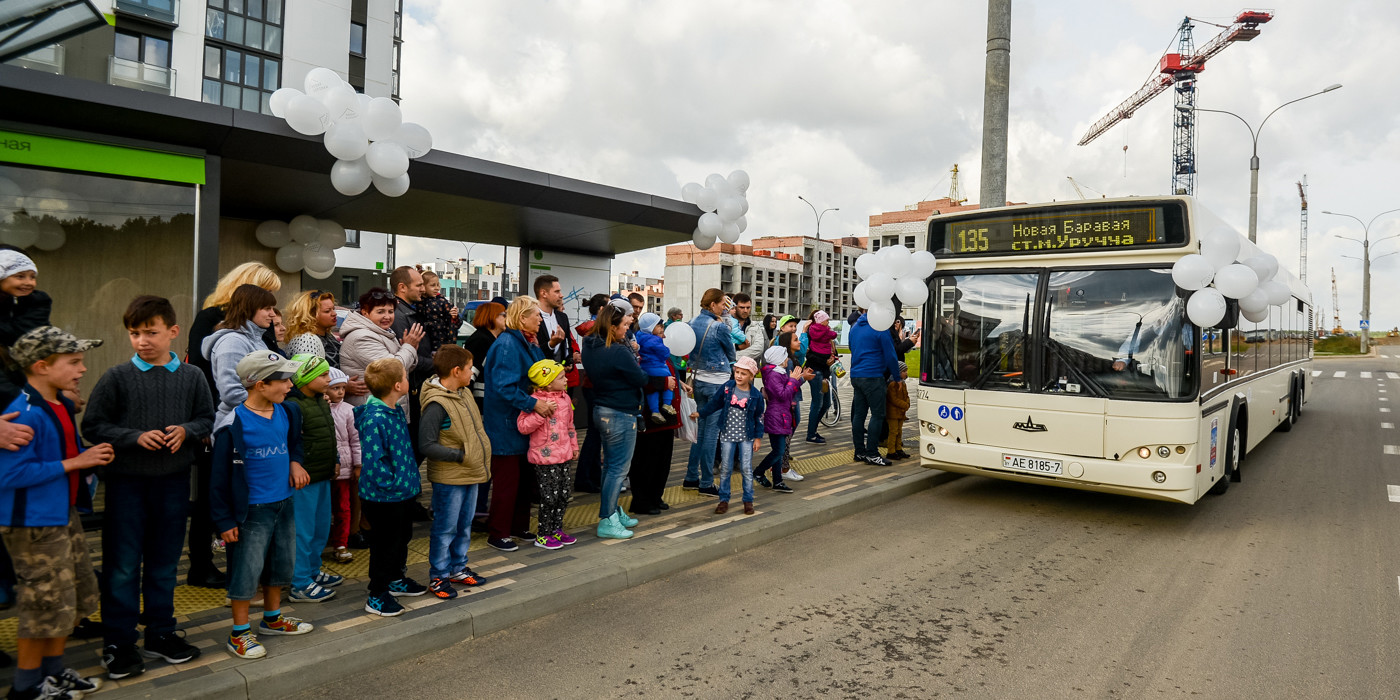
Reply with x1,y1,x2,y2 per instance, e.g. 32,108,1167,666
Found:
1002,454,1063,475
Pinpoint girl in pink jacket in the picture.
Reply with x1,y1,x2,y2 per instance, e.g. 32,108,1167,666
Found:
325,369,362,563
517,360,578,550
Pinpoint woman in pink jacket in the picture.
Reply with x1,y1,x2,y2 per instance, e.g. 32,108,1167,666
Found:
516,360,578,550
803,310,839,442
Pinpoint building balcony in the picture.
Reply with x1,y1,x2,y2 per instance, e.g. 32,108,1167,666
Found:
109,56,175,95
6,44,64,75
115,0,179,25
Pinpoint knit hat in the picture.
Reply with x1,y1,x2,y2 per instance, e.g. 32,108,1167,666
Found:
10,326,101,368
637,312,661,334
0,250,36,280
734,356,759,375
326,367,349,386
528,359,566,388
608,297,633,316
763,346,788,366
897,361,908,375
291,353,331,388
236,350,301,387
813,310,830,324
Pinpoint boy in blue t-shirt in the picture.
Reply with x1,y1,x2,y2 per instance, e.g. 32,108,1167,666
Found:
210,351,314,660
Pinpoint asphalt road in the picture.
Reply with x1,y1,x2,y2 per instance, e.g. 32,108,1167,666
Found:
296,354,1398,699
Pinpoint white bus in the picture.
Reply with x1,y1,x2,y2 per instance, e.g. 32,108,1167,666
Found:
917,196,1312,503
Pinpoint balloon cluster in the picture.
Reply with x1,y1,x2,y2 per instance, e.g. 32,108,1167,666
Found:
1171,229,1290,328
851,245,938,331
268,68,433,198
255,215,348,280
0,177,73,251
680,171,751,250
662,320,696,356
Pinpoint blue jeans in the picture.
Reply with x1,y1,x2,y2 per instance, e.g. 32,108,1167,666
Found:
595,405,638,519
685,380,725,487
429,483,479,579
717,440,755,503
850,376,888,457
807,374,831,438
756,434,788,482
226,497,295,601
292,480,332,589
100,472,190,646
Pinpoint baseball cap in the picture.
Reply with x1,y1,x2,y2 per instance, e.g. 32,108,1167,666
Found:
290,353,331,388
11,326,102,369
236,351,302,387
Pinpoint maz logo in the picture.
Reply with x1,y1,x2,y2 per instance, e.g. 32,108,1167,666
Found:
1012,415,1047,432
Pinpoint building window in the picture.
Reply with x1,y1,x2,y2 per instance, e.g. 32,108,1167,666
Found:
905,235,916,249
350,22,366,56
115,30,170,68
344,229,361,248
204,0,283,114
341,276,358,303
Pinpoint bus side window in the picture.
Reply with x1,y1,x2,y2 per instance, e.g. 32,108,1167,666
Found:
1201,328,1225,385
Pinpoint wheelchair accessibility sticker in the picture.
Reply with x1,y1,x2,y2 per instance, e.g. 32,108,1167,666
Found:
937,406,964,421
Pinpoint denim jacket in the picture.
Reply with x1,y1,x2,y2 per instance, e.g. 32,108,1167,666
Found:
688,309,736,374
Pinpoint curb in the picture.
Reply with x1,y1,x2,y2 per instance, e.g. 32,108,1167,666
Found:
109,468,960,699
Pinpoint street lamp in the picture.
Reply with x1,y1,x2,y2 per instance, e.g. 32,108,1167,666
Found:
1322,207,1400,354
797,195,838,240
1179,83,1341,243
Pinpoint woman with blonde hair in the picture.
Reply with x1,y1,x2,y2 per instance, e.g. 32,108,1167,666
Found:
480,296,548,551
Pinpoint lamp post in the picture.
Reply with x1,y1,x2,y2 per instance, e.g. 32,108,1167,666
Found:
797,195,838,240
1180,83,1341,243
1323,208,1400,355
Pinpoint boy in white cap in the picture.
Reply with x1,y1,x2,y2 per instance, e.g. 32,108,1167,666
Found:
635,312,676,424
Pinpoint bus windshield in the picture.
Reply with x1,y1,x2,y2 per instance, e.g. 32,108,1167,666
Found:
929,267,1196,401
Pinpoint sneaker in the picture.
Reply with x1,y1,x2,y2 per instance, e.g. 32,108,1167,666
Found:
681,480,699,490
648,413,666,425
487,537,518,552
365,592,405,617
511,530,536,541
259,615,313,636
101,643,144,679
754,473,772,488
697,485,720,498
23,677,78,700
141,630,200,664
71,619,102,640
54,668,102,695
211,537,226,554
288,582,337,603
782,469,804,482
331,546,354,563
863,455,892,467
806,435,826,444
313,571,344,588
226,630,266,659
660,404,677,417
387,577,427,597
852,451,868,463
429,578,458,600
772,481,794,494
449,568,489,586
534,534,563,550
553,530,577,546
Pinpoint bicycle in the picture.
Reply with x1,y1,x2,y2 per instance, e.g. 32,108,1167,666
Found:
820,365,843,428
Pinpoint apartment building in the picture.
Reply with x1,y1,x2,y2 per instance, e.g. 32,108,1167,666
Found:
661,235,867,321
615,271,664,316
867,196,999,253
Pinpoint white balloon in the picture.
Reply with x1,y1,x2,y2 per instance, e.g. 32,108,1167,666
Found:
303,67,342,99
324,121,369,161
365,140,409,179
1171,254,1215,291
352,94,373,123
692,229,717,250
393,122,433,158
718,222,741,244
853,281,872,308
705,173,731,196
303,241,336,272
717,197,745,222
1241,306,1270,323
321,82,358,123
371,172,410,197
33,220,65,251
866,303,897,332
865,273,895,303
285,94,329,136
305,264,335,280
681,182,703,204
1238,289,1269,314
854,253,878,280
0,215,37,249
330,158,373,196
663,321,696,355
1260,280,1291,306
908,250,938,278
886,248,914,278
0,176,21,217
727,169,750,193
255,220,291,248
695,187,718,213
734,216,748,233
1241,253,1279,283
363,97,403,142
275,243,305,273
269,87,303,118
1186,288,1227,327
1200,229,1241,270
1212,263,1260,300
895,277,929,306
289,215,320,244
735,196,749,217
697,212,724,238
317,219,347,249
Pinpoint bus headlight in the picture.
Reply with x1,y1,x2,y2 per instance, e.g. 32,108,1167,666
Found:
1151,471,1166,483
1137,447,1151,459
1157,446,1171,458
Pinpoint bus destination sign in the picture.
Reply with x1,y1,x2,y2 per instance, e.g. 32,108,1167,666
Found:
936,207,1168,257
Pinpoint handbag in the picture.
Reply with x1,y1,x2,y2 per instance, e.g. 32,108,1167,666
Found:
678,391,699,443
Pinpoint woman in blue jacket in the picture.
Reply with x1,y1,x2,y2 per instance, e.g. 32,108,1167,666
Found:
683,289,736,496
481,297,549,552
581,304,649,539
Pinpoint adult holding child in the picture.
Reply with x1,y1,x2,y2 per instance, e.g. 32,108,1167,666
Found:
481,296,548,552
682,288,736,497
339,288,424,408
581,302,648,538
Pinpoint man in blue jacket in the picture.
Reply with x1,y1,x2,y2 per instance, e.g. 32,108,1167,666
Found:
848,311,899,466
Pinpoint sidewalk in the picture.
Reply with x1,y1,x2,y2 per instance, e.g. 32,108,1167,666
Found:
2,388,949,699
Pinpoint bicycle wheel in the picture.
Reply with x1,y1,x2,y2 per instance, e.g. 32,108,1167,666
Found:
821,377,842,427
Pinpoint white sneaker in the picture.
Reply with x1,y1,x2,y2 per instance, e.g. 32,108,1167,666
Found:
782,469,804,482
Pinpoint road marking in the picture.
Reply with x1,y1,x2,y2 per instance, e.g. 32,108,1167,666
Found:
1382,390,1388,393
801,483,861,501
1386,446,1400,455
1384,423,1395,429
1382,398,1390,402
1334,371,1347,378
1390,372,1400,379
1311,370,1322,377
666,512,762,538
1363,371,1374,379
1384,408,1393,413
1390,485,1400,502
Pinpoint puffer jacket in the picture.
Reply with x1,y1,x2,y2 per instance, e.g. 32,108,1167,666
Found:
759,363,804,436
283,387,338,483
517,389,577,465
419,376,491,485
202,320,270,423
806,322,837,356
482,328,544,456
339,310,419,407
329,399,360,479
636,331,671,376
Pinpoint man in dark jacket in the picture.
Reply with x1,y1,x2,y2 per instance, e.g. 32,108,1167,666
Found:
388,267,433,475
848,312,899,466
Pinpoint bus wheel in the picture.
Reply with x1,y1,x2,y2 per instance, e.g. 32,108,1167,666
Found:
1209,422,1242,494
1278,382,1297,433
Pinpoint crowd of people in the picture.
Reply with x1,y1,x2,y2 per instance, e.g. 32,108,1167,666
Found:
0,251,913,699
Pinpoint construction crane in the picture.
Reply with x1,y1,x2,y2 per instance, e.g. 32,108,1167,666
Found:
947,164,968,205
1078,10,1274,196
1331,268,1342,335
1297,175,1308,285
1066,176,1107,199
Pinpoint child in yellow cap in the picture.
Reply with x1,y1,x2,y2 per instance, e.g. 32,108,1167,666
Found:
516,360,577,549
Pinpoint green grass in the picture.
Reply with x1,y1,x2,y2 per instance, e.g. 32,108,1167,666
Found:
1315,335,1362,355
834,347,921,375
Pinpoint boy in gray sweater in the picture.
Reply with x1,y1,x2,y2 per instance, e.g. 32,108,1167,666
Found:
81,296,215,679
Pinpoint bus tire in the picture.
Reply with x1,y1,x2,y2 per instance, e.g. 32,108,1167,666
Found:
1210,412,1243,494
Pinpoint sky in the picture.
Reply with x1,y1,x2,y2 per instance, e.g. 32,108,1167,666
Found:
393,0,1400,330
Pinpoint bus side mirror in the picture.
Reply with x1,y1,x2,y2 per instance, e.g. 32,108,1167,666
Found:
1214,299,1239,331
